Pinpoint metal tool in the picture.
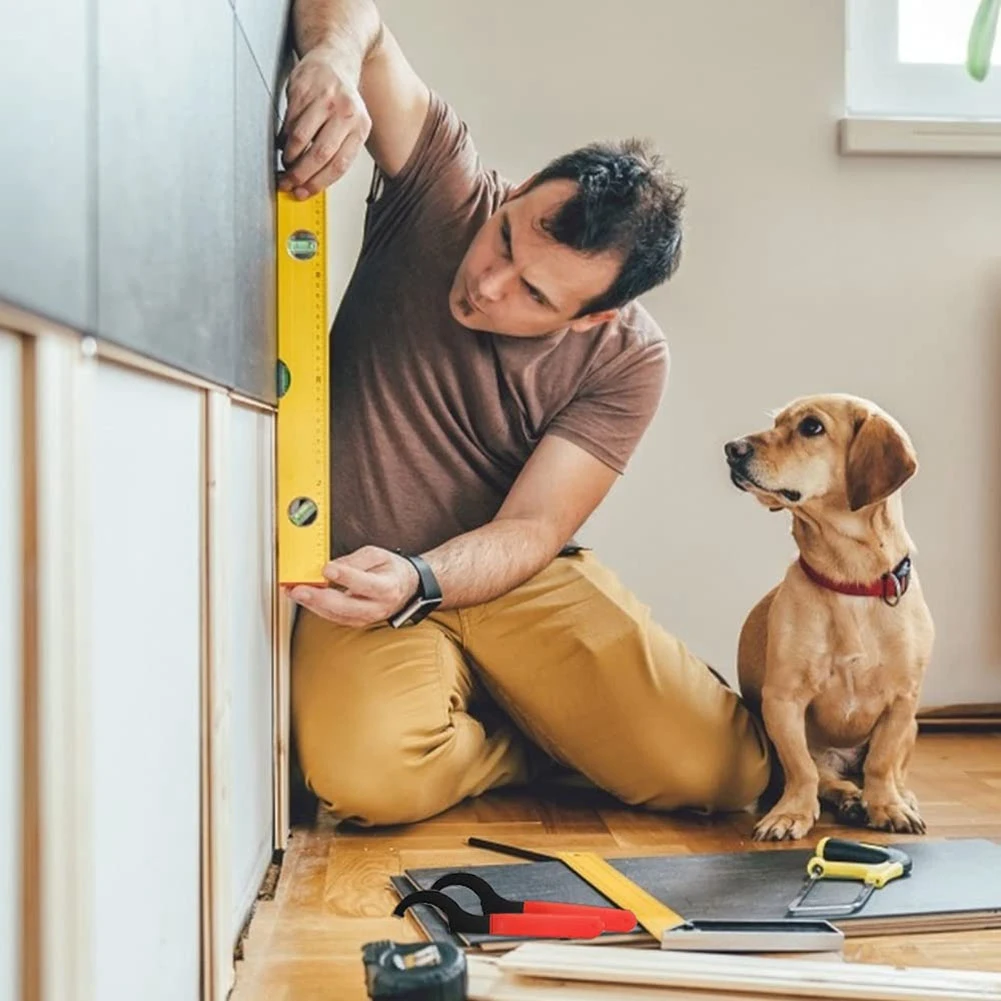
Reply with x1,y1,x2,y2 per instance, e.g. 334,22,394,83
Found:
361,940,467,1000
429,871,637,932
394,887,609,939
786,837,913,916
659,918,844,953
467,837,686,940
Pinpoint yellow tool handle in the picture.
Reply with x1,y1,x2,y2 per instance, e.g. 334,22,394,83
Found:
811,858,904,888
555,851,686,940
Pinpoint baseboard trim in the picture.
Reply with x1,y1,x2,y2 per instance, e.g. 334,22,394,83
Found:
918,703,1001,731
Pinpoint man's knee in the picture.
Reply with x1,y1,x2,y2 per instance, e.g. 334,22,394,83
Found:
290,611,462,825
299,729,443,827
640,718,772,814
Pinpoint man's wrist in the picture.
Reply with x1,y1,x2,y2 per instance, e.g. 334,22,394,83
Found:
300,14,383,80
389,552,443,628
306,39,363,83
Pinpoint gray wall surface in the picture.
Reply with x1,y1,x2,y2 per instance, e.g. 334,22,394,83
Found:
0,0,290,404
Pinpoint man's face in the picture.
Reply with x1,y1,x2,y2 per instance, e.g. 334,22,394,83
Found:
449,179,621,337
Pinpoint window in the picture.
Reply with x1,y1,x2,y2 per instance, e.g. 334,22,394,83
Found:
846,0,1001,120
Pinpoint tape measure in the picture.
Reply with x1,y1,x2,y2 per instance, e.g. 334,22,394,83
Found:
361,940,467,1000
276,189,330,586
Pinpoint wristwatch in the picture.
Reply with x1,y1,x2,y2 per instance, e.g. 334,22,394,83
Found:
389,552,443,628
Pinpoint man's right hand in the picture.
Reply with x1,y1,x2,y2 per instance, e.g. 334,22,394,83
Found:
278,47,373,199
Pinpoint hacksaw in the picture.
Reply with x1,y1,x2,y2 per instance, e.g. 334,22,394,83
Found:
275,189,330,586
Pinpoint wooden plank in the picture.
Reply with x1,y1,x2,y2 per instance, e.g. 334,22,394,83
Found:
17,332,40,1001
468,955,848,1001
498,943,1001,1000
34,332,96,1001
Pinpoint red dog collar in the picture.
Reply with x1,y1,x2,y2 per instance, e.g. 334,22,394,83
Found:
798,555,912,607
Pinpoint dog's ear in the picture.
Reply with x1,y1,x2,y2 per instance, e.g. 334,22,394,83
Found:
845,411,917,511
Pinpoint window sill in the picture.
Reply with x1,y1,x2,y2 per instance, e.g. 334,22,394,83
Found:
838,116,1001,158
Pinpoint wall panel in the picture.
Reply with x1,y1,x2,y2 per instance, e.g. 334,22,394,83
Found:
228,404,276,941
96,0,236,386
0,0,91,330
88,362,203,1001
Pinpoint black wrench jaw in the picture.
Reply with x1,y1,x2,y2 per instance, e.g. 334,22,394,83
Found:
393,889,487,934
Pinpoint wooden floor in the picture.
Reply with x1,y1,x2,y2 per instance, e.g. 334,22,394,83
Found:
231,731,1001,1000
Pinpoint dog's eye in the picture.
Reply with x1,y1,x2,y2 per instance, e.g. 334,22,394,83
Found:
798,416,825,437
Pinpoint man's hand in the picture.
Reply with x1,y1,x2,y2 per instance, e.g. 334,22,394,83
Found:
278,47,372,199
286,545,419,627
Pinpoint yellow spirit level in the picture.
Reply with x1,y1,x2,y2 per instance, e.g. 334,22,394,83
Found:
275,189,329,586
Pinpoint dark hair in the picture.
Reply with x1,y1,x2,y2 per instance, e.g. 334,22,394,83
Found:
526,138,685,316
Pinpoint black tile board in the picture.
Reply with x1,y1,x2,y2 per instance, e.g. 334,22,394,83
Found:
396,838,1001,950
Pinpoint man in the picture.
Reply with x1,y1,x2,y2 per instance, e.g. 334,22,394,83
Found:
277,0,771,827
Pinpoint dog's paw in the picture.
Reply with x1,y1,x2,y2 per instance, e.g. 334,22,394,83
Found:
865,797,926,835
753,799,820,841
835,792,869,827
899,787,920,813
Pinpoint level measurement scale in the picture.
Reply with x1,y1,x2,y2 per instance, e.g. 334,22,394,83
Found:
276,189,330,586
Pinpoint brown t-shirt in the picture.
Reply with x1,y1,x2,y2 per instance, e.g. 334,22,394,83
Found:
328,93,669,558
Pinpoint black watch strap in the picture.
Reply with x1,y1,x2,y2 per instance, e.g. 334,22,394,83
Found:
389,552,443,628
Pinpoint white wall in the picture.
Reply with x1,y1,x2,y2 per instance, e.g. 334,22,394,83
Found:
324,0,1001,708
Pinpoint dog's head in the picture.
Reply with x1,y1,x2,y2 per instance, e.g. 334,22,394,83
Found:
724,394,917,514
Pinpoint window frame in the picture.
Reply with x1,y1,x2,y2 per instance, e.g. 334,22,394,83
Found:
842,0,1001,156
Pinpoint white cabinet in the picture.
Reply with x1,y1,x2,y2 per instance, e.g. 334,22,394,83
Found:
228,404,276,943
88,363,204,1001
3,327,280,1001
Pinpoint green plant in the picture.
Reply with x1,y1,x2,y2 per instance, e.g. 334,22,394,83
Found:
967,0,1000,80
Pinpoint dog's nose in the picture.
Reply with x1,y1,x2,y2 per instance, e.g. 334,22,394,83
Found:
725,438,754,463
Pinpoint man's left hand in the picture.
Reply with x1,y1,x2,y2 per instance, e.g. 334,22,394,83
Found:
285,545,419,628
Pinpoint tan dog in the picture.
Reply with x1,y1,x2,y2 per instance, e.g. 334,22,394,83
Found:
725,394,934,842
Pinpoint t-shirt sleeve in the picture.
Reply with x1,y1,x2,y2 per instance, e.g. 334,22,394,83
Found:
544,336,669,475
361,91,483,251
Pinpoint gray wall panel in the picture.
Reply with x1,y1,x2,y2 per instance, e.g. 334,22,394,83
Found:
96,0,236,384
4,0,291,400
0,0,92,330
235,36,279,404
236,0,293,95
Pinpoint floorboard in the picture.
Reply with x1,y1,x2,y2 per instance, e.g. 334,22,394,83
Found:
231,731,1001,1000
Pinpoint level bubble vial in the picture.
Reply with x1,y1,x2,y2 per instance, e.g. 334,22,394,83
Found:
287,229,318,261
288,497,318,527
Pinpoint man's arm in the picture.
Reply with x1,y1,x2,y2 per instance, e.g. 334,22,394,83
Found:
278,0,430,197
286,435,619,626
421,435,618,607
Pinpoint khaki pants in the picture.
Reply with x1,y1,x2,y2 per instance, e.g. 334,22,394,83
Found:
290,551,771,827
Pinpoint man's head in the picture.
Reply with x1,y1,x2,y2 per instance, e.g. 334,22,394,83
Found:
449,138,685,337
